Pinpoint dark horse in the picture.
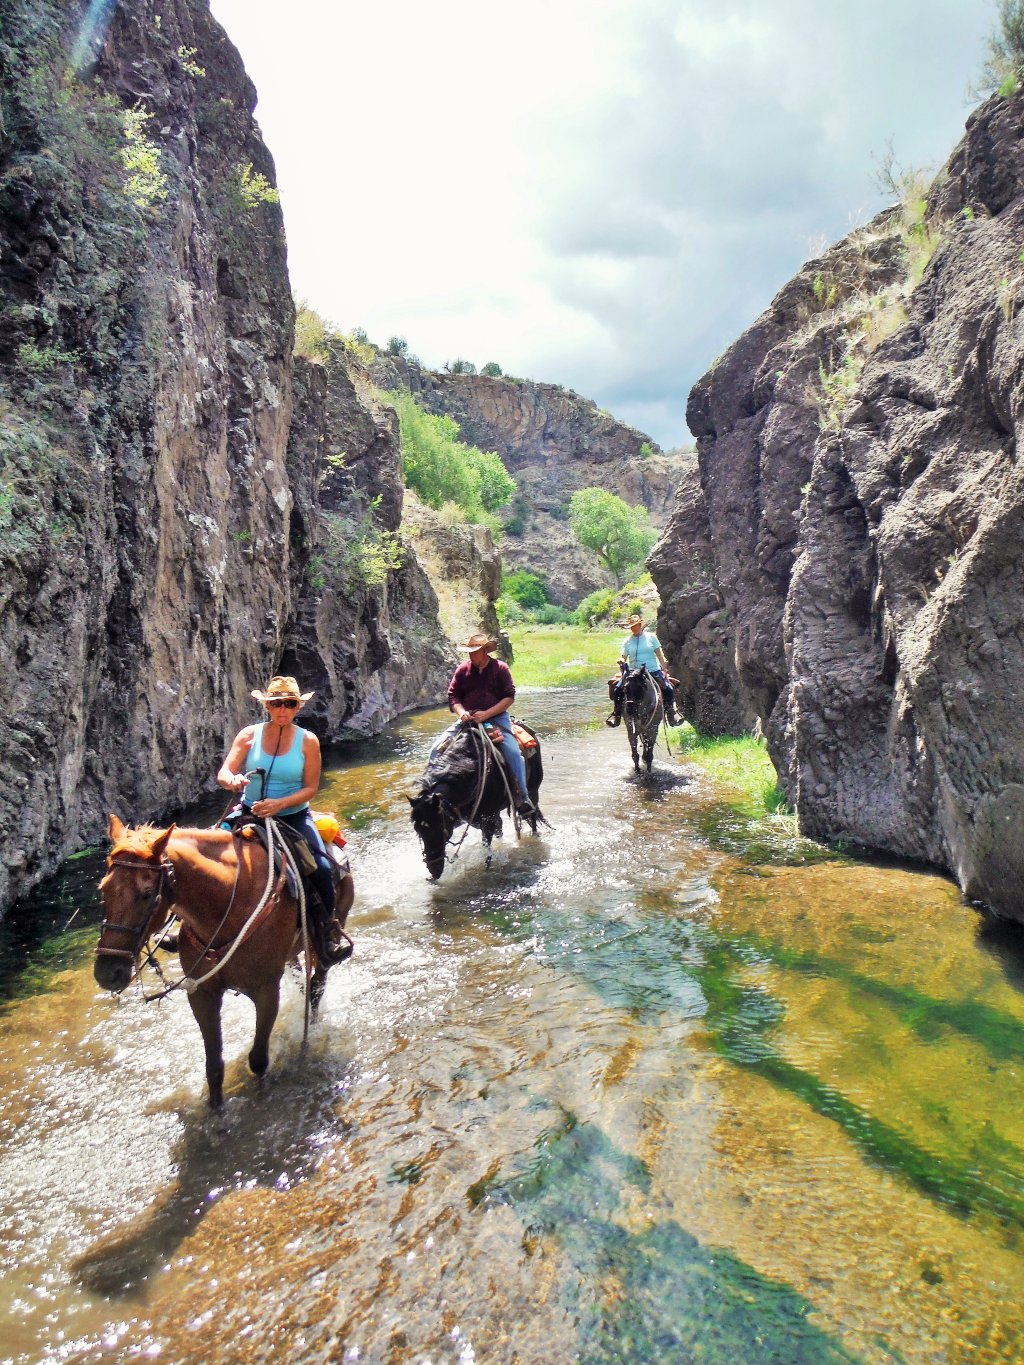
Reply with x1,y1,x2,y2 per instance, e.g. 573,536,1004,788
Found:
94,814,352,1107
408,721,545,879
622,665,664,772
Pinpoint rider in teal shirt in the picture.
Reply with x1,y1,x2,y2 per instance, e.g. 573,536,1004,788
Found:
608,611,680,726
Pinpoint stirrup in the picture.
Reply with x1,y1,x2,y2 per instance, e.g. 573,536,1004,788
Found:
605,712,621,727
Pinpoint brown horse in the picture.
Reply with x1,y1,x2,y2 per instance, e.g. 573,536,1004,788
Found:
94,814,350,1108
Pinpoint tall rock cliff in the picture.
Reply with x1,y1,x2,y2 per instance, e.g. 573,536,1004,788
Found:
0,1,476,914
372,356,690,605
651,90,1024,922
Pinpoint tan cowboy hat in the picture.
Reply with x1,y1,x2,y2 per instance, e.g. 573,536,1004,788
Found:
627,612,644,625
250,675,314,703
458,632,499,653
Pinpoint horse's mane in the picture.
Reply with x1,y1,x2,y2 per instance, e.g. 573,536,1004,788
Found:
109,823,229,859
423,727,483,788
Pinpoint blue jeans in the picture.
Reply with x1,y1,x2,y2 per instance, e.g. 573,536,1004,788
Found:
431,713,529,803
276,807,335,914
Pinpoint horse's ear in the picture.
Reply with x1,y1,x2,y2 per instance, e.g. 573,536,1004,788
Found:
406,794,415,805
108,813,126,843
151,824,176,857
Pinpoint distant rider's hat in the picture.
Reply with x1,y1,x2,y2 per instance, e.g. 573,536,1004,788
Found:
627,612,644,625
458,632,499,653
251,675,314,703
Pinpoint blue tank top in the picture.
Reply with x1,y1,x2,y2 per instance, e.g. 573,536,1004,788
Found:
243,724,308,815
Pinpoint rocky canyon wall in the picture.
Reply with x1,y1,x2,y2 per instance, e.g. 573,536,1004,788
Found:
0,0,480,914
651,90,1024,922
372,357,690,606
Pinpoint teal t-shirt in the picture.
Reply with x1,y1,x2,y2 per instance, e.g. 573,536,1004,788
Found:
621,630,662,671
244,723,308,814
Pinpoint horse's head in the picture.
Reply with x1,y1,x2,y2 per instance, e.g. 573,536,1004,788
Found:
622,666,650,714
408,790,456,881
94,814,177,993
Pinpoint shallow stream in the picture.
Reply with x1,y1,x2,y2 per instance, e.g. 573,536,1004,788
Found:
2,682,1024,1363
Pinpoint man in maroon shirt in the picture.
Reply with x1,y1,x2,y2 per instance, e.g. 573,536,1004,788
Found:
432,632,533,815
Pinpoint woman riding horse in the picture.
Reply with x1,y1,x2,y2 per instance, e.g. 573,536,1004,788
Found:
606,612,680,728
218,674,352,959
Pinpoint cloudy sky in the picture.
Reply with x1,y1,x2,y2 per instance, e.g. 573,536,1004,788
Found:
208,0,990,449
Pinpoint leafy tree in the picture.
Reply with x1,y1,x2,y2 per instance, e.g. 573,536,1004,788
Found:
387,391,515,523
386,335,409,356
447,358,477,375
502,569,548,609
481,361,503,377
568,488,657,586
465,447,515,512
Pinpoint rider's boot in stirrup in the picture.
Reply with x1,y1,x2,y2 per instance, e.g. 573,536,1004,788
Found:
605,700,623,727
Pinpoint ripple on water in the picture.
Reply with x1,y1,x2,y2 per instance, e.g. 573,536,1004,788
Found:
4,690,1024,1362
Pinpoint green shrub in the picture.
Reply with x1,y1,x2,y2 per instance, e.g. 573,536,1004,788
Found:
574,586,618,627
383,390,515,525
318,500,404,592
533,603,574,625
481,361,503,377
120,105,168,208
447,358,477,374
232,162,279,210
638,441,654,459
17,343,78,371
294,299,331,361
502,494,530,536
386,336,409,356
502,568,548,608
977,0,1024,95
176,46,206,78
495,595,527,627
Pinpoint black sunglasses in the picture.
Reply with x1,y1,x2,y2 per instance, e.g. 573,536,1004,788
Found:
267,699,299,709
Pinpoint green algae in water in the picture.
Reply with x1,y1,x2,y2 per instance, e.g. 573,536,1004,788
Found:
472,1102,860,1364
0,850,106,1007
499,882,1024,1237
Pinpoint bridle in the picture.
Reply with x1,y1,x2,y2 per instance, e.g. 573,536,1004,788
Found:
95,856,177,965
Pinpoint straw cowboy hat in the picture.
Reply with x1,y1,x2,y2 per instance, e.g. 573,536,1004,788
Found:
458,632,499,653
627,612,644,626
250,675,315,703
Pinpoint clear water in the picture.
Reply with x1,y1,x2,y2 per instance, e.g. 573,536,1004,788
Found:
2,683,1024,1363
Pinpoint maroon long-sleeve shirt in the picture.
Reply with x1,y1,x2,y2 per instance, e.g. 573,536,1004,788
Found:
447,657,515,713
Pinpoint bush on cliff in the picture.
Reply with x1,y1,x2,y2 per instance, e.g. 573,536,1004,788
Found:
385,390,515,529
977,0,1024,95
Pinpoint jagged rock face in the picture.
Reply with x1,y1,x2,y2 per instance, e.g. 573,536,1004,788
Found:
372,357,688,605
282,350,458,735
649,462,751,734
653,90,1024,921
0,0,294,909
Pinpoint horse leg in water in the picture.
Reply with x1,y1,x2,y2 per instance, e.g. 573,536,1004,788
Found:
247,978,281,1080
626,720,640,771
187,986,226,1109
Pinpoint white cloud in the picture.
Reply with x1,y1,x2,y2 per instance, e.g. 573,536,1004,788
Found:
210,0,990,448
